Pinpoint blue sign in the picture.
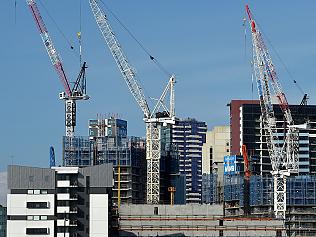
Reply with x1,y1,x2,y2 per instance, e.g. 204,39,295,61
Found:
224,155,237,175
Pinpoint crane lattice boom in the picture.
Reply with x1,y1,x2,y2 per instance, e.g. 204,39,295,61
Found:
27,0,71,97
89,0,150,118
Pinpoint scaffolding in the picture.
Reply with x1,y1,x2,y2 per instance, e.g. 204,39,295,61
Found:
224,174,316,235
63,135,147,204
287,175,316,206
202,173,217,204
62,136,93,167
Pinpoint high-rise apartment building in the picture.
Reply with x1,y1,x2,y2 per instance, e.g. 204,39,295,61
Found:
172,118,207,203
229,100,316,175
7,164,113,237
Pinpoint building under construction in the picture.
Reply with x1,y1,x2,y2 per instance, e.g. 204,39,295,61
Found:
63,116,147,204
223,100,316,235
224,174,316,236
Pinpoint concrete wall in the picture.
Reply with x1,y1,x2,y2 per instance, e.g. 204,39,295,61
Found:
118,204,286,237
90,194,109,237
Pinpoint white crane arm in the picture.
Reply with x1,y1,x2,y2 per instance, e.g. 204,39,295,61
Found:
89,0,150,118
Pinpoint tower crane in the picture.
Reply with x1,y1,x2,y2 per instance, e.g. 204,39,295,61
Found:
26,0,89,138
88,0,176,204
245,5,300,219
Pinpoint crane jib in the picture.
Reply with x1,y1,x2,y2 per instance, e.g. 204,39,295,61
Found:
26,0,72,97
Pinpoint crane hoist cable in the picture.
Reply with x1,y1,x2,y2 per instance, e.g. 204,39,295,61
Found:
37,0,79,58
254,19,308,100
78,0,83,67
99,0,172,78
14,0,17,24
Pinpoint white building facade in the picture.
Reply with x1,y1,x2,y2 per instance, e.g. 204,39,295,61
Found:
7,164,113,237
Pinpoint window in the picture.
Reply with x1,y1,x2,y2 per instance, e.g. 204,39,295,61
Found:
27,202,49,209
27,190,47,195
26,216,48,221
154,206,158,215
26,228,49,235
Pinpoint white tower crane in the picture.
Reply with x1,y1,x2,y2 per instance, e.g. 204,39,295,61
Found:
89,0,176,204
246,5,300,219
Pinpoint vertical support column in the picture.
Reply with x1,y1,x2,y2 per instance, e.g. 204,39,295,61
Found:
274,173,287,219
65,99,76,138
146,122,161,204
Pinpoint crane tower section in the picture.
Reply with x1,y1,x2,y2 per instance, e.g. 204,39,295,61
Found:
246,5,299,219
89,0,176,204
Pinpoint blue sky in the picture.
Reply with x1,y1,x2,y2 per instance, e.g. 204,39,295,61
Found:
0,0,316,172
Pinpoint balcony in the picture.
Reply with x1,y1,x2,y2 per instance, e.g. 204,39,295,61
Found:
57,206,78,214
57,180,78,188
57,219,78,227
57,234,69,237
57,193,78,200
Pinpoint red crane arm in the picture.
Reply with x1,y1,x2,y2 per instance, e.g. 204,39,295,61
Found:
242,144,251,178
27,0,72,97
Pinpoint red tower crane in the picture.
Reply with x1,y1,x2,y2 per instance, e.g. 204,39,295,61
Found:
26,0,89,138
245,5,302,219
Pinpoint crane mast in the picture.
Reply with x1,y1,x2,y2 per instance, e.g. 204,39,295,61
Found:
27,0,89,138
89,0,176,204
246,5,299,219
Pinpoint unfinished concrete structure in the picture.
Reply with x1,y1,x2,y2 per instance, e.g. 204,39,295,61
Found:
118,204,285,237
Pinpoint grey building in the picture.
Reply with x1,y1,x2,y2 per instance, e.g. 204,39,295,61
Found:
0,205,6,237
7,164,113,237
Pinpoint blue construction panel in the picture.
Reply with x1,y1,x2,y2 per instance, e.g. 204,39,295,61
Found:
287,176,316,206
250,176,273,206
224,175,316,208
224,175,243,204
202,174,217,204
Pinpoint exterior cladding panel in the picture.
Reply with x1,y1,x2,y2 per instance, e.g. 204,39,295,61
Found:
229,100,259,155
78,163,113,188
7,165,55,190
